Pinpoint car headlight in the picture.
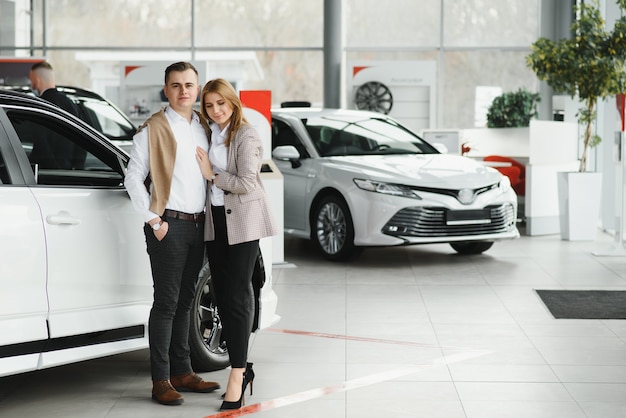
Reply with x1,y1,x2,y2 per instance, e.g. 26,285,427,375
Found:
498,175,512,193
353,179,422,199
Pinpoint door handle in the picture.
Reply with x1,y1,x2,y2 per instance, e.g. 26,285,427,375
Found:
46,213,81,226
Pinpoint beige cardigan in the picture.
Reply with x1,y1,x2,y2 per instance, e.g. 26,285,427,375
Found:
140,108,209,216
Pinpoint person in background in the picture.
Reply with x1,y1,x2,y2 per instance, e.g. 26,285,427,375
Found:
125,61,220,406
27,60,82,169
29,61,80,117
195,78,278,411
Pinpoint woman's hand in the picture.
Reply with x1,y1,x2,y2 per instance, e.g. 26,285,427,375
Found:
195,146,214,180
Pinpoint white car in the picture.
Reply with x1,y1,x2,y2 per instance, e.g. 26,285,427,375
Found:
271,107,519,260
0,90,278,377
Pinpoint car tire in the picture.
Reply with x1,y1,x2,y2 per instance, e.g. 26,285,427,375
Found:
312,194,356,261
189,251,266,372
450,241,494,255
188,259,229,372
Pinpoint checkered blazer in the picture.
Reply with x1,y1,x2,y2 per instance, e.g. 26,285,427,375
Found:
203,124,279,245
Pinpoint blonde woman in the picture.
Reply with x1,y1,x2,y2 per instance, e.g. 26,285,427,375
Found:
195,78,278,411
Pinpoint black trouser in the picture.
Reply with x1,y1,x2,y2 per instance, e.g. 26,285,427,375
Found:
207,205,259,368
144,217,205,381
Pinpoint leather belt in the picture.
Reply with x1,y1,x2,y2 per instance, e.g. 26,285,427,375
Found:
163,209,205,223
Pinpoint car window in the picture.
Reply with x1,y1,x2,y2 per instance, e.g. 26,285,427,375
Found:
76,98,136,140
272,119,310,158
356,118,439,154
1,86,136,142
6,110,124,187
304,116,439,157
309,125,367,157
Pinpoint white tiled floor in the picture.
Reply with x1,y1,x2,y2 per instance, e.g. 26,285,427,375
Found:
3,229,626,417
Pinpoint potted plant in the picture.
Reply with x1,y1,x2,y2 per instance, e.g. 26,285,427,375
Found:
526,0,626,172
486,88,541,128
525,0,626,240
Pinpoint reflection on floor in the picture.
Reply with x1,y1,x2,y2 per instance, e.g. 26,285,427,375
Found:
3,230,626,418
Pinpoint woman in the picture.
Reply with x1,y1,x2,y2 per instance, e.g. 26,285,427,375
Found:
195,78,278,411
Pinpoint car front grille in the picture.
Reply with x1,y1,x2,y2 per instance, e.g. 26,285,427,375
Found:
382,204,516,237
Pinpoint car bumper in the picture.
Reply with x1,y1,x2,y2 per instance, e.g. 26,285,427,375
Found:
348,188,519,247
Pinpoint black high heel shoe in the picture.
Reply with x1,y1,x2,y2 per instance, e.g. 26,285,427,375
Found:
219,365,254,411
221,362,254,398
219,386,244,410
244,362,255,396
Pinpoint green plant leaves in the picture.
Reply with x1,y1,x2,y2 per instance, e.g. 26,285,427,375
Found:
525,0,626,171
486,88,541,128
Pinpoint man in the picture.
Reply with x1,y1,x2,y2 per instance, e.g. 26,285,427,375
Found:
29,61,80,117
125,62,219,406
28,61,83,169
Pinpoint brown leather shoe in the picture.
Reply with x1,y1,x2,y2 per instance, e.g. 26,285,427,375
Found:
152,380,183,405
171,372,220,393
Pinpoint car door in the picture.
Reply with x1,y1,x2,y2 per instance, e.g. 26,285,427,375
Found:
272,118,314,231
0,118,49,375
5,108,153,343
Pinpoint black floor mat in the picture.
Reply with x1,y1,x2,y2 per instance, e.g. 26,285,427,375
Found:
535,289,626,319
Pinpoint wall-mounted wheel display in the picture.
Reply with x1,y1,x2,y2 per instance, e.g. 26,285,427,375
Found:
354,81,393,114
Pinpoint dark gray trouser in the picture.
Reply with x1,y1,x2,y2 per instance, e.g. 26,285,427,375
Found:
144,218,205,381
207,205,258,369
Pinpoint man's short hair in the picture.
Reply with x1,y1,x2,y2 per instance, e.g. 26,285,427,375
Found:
31,61,54,72
164,62,198,84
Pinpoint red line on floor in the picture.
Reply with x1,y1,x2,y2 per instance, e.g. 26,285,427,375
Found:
202,350,490,418
266,327,435,347
266,327,483,351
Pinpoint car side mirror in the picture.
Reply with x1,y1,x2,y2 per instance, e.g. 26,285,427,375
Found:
272,145,302,168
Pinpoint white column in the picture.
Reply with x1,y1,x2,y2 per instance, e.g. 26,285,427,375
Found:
598,0,622,233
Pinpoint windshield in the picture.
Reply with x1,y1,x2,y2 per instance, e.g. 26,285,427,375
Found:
303,115,439,157
76,97,136,140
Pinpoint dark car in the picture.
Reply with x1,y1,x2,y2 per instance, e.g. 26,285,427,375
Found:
0,85,137,151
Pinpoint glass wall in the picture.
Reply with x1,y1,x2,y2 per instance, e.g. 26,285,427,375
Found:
44,0,194,48
194,0,323,48
1,0,540,129
344,0,441,47
443,0,539,47
245,50,324,107
441,50,537,128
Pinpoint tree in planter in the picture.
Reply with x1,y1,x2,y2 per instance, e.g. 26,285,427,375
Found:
525,0,626,172
486,88,541,128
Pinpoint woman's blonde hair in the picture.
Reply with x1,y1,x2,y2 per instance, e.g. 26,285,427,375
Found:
201,78,248,146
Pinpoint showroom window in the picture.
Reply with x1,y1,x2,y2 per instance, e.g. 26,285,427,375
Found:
194,0,323,48
344,0,440,48
36,0,194,48
443,0,539,48
4,0,540,130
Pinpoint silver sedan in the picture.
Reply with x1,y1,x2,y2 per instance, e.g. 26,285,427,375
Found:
271,107,519,260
